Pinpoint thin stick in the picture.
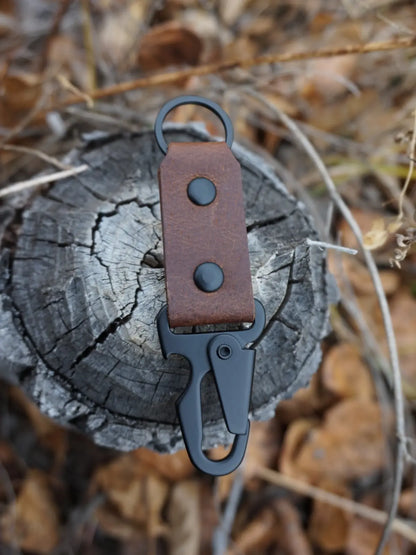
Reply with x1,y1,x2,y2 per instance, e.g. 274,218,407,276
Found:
246,90,406,555
54,35,416,107
256,467,416,545
0,165,89,198
306,238,358,255
397,109,416,221
1,144,72,171
213,468,245,555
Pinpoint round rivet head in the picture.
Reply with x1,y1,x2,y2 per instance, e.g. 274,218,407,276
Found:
187,177,216,206
193,262,224,292
217,344,232,360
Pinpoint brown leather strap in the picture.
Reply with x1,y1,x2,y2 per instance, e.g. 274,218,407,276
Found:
158,141,254,327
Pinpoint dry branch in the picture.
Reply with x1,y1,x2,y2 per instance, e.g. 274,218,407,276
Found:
54,36,416,107
256,467,416,545
245,90,406,555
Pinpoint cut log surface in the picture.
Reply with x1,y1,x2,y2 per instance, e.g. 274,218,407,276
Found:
0,126,332,452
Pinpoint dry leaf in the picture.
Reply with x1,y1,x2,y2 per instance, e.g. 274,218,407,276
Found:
93,505,145,541
338,208,398,254
92,452,149,525
167,480,200,555
275,372,333,424
0,70,43,128
280,399,390,484
0,470,59,554
389,290,416,395
328,252,400,297
199,481,220,554
321,343,375,400
308,479,352,552
244,419,280,484
138,22,203,71
363,218,389,250
133,447,195,481
273,499,313,555
10,388,67,472
399,488,416,519
280,418,318,478
346,497,405,555
231,505,277,554
97,0,149,67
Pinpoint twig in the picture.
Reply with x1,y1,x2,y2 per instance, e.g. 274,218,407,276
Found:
306,238,358,255
80,0,96,92
256,467,416,545
52,35,416,107
0,89,50,148
213,468,245,555
246,89,406,555
39,0,74,71
1,144,72,171
397,109,416,221
0,165,89,198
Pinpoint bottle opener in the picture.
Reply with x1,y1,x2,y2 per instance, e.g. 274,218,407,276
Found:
154,96,265,476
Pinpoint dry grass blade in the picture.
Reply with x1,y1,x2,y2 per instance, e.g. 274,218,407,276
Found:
256,467,416,545
245,89,406,555
0,165,89,198
53,36,416,107
1,144,72,170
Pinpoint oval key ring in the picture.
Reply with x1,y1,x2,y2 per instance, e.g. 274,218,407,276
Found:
154,95,234,155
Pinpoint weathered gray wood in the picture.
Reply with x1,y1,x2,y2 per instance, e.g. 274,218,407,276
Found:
0,125,332,452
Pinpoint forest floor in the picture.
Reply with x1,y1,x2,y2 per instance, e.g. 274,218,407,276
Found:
1,1,416,553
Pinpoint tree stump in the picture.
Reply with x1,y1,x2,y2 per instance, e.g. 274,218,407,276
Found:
0,126,332,453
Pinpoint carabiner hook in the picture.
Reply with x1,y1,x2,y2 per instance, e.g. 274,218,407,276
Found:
157,299,265,476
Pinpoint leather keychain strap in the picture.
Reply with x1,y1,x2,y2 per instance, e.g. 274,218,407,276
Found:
155,96,254,328
155,96,266,476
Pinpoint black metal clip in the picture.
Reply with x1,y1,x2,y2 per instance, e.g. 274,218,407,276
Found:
157,299,265,476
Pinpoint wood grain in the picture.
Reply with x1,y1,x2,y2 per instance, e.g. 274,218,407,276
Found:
0,126,332,452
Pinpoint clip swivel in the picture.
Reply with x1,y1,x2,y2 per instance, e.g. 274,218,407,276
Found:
157,300,265,476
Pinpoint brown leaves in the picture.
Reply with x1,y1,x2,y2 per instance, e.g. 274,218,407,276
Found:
0,470,60,554
281,399,391,484
138,23,203,71
321,343,375,400
167,480,201,555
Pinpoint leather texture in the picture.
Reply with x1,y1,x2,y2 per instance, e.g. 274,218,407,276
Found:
158,141,255,327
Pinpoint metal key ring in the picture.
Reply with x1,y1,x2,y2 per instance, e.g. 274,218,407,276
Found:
154,95,234,155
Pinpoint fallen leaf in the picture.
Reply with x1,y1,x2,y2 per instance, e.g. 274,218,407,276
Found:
363,218,389,250
280,418,318,478
346,494,405,555
321,343,375,400
138,22,203,71
308,479,352,552
230,505,277,554
133,447,195,481
327,252,400,296
0,70,43,128
276,372,333,424
0,470,59,554
167,480,200,555
389,290,416,396
273,498,313,555
280,399,391,484
338,208,391,251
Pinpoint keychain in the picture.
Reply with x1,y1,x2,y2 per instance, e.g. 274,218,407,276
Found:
154,96,265,476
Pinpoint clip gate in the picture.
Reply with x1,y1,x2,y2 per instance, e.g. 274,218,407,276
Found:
157,299,265,476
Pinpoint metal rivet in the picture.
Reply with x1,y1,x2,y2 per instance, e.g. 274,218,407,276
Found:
187,177,216,206
193,262,224,292
217,344,232,360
